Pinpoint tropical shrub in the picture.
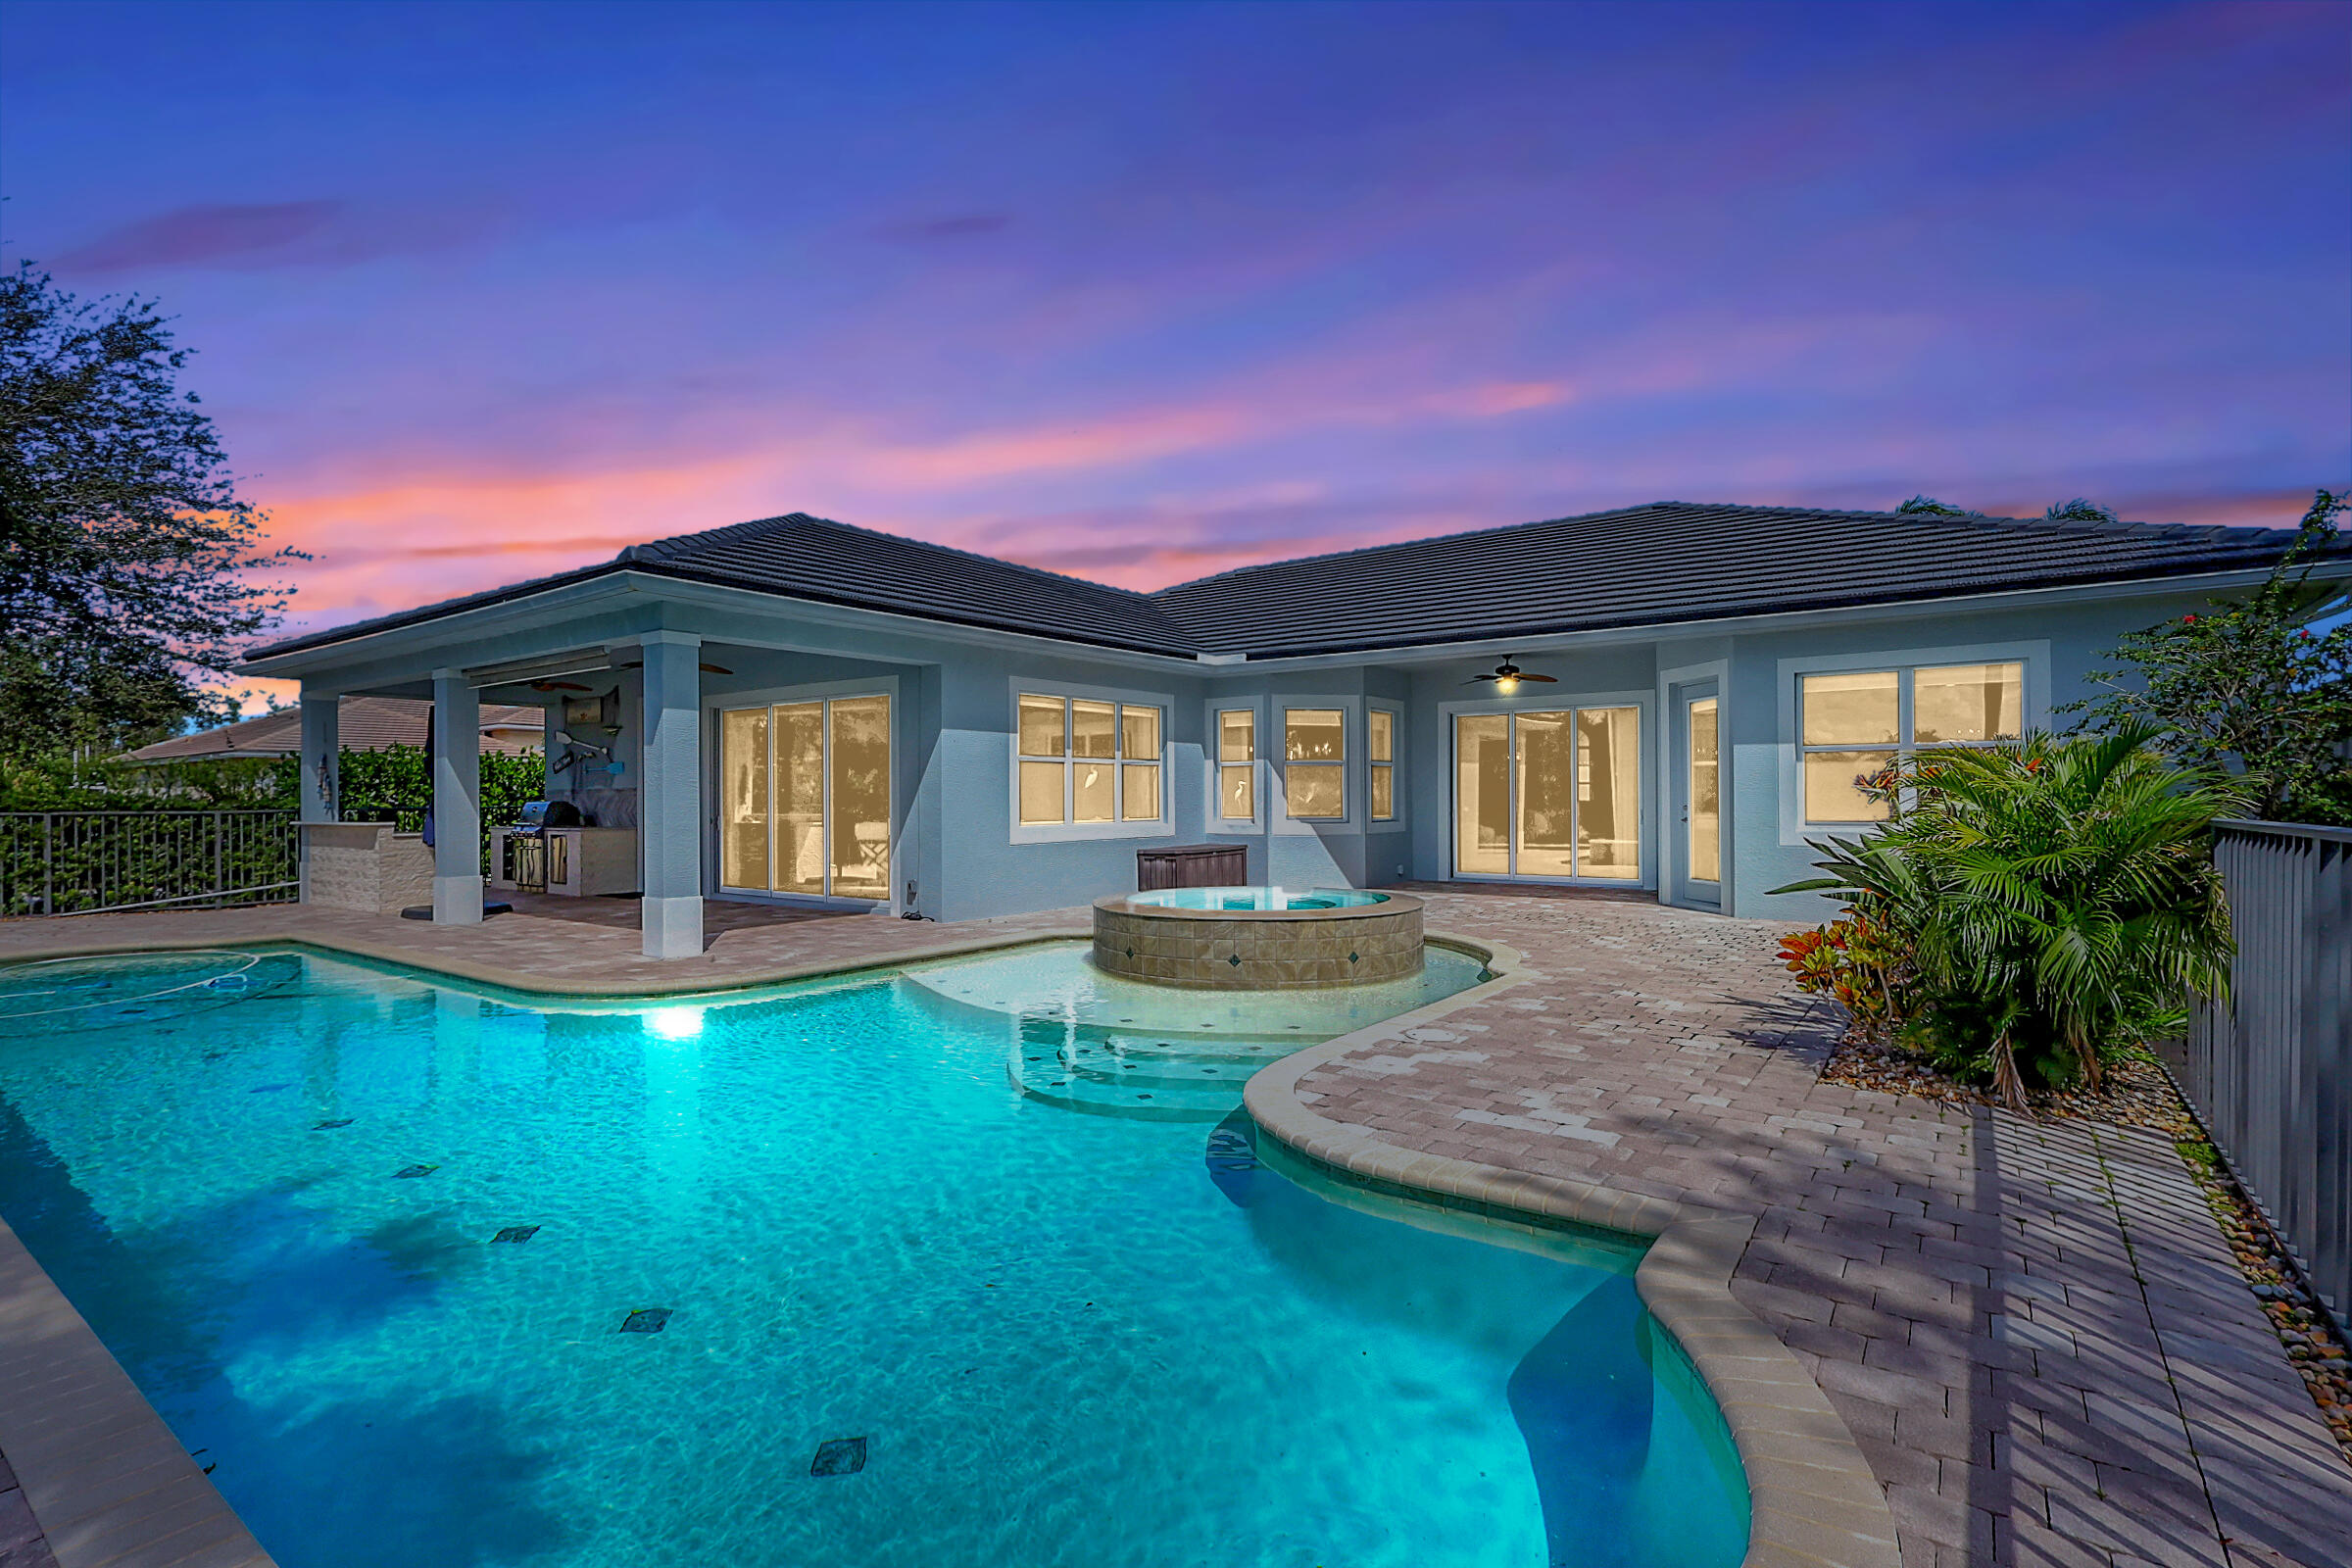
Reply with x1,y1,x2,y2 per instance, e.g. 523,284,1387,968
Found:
1774,729,2246,1110
1777,914,1913,1045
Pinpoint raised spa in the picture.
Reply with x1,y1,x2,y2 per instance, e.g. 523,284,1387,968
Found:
1093,885,1424,989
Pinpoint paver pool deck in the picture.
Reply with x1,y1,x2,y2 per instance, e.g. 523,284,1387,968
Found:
1,892,2346,1568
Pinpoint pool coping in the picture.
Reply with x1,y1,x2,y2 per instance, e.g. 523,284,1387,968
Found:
1242,940,1904,1568
0,919,1096,1000
0,1209,275,1568
0,918,1895,1567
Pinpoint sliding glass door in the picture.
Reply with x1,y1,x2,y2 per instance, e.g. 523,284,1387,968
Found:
1451,707,1642,882
718,694,892,901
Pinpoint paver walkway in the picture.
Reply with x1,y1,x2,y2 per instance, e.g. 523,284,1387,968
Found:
0,893,2345,1567
1291,893,2352,1568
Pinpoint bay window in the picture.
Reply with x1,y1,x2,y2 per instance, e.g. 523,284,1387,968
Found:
1284,708,1346,819
1369,709,1396,821
1217,709,1255,820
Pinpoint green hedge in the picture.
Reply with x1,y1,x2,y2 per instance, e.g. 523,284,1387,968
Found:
0,745,545,911
0,810,299,915
321,745,546,831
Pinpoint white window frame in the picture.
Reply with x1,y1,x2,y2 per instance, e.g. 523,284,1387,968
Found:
704,674,902,911
1273,696,1357,831
1205,698,1264,831
1366,702,1405,832
1007,679,1174,844
1777,641,2049,842
1440,688,1653,885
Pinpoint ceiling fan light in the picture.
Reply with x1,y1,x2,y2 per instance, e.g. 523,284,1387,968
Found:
1495,676,1519,694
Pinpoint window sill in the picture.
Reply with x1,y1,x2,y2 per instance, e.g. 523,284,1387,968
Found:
1010,819,1176,846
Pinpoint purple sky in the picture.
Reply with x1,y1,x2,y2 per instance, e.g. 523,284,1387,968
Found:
4,0,2347,695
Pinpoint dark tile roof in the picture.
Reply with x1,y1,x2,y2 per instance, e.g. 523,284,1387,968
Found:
1148,501,2341,658
249,514,1191,661
616,514,1196,654
246,503,2340,666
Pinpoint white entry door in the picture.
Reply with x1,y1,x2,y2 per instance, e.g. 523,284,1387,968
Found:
1671,681,1723,908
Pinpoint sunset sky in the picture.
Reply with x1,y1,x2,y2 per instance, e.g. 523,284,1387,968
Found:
3,1,2346,708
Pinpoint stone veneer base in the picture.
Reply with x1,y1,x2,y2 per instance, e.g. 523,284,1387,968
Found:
1091,891,1425,989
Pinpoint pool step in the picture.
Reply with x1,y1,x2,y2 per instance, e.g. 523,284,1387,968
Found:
1008,1029,1298,1122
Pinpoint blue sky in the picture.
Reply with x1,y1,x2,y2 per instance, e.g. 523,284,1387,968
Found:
3,0,2345,670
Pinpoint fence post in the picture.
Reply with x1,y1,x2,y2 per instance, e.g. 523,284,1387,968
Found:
42,813,54,916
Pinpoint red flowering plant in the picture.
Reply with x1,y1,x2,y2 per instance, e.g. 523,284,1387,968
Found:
1775,732,2245,1113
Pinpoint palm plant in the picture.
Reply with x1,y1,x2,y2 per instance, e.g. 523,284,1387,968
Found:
1775,728,2246,1113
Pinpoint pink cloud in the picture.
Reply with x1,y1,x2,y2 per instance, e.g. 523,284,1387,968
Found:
56,201,344,273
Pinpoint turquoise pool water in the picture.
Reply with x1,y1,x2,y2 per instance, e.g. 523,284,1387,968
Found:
1122,886,1389,910
0,947,1747,1568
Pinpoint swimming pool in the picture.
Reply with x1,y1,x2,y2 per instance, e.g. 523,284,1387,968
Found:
0,946,1747,1568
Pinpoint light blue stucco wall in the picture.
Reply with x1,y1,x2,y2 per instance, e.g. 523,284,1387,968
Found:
276,570,2244,928
1721,588,2214,922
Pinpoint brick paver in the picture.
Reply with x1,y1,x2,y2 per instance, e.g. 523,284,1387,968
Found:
1290,894,2352,1568
1,894,2345,1566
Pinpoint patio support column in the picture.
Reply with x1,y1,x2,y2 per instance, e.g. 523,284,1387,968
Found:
638,631,704,959
542,703,563,797
431,668,483,924
298,686,339,903
299,688,340,821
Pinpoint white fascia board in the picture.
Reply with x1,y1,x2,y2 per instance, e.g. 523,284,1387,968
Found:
237,574,652,679
630,577,1200,672
1209,564,2305,673
242,557,2336,684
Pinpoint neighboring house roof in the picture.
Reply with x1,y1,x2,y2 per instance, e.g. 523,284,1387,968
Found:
244,503,2345,665
122,697,544,763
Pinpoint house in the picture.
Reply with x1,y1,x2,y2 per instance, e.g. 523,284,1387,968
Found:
122,696,546,762
235,501,2348,957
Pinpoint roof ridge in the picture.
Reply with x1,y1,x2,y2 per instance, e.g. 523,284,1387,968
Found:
652,512,1167,605
1148,502,1690,599
1148,499,2299,600
616,515,792,564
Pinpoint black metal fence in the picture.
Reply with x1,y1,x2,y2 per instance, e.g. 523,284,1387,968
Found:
2175,818,2352,1331
0,810,301,917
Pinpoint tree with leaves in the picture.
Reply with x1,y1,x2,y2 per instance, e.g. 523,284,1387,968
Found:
1895,494,1972,516
2067,489,2351,825
0,262,297,761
